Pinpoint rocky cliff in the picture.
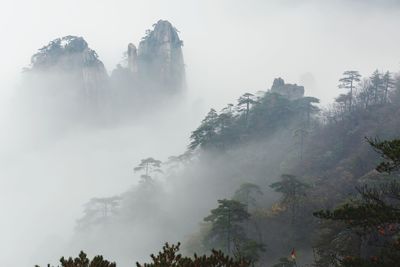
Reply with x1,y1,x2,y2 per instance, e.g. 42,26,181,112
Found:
24,20,186,122
127,43,138,74
29,35,109,104
136,20,185,92
270,77,304,100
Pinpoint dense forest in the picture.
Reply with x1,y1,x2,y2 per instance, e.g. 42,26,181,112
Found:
36,68,400,267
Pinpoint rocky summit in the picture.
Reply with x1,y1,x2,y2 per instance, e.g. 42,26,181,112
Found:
137,20,185,91
29,35,108,103
24,20,186,119
270,77,304,100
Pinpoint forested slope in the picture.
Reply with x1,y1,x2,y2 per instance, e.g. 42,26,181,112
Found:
42,69,400,267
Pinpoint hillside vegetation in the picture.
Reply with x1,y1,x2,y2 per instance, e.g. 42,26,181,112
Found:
40,69,400,267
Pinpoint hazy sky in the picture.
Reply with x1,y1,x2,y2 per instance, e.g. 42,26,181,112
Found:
0,1,399,266
1,0,399,106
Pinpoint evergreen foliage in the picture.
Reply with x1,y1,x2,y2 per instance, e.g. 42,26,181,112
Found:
204,199,251,254
338,71,361,111
62,68,400,267
35,251,116,267
270,174,310,224
136,242,250,267
233,183,263,211
314,138,400,266
76,196,121,230
134,157,162,181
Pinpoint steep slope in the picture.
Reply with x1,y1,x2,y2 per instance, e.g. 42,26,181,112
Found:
111,19,186,101
21,20,187,126
137,20,186,92
69,71,400,266
29,35,109,105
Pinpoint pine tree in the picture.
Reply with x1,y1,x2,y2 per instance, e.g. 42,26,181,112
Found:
339,71,361,111
381,71,395,103
36,251,116,267
189,109,219,150
204,199,251,255
237,93,257,124
314,138,400,267
134,157,162,182
270,174,310,224
233,183,263,212
76,196,121,230
136,242,251,267
370,70,383,105
294,96,320,127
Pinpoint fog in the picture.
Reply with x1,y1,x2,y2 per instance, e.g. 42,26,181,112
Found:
0,1,399,266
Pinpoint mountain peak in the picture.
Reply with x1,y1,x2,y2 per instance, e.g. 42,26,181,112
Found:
143,20,182,45
30,35,104,71
270,78,304,100
136,20,185,91
26,35,108,109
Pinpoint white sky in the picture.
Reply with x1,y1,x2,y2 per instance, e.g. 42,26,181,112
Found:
0,0,399,107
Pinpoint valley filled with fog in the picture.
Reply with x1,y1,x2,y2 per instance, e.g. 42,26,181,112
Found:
1,1,400,267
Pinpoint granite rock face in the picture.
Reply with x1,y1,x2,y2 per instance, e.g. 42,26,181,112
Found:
24,20,186,122
127,43,138,74
270,78,304,100
29,36,108,104
136,20,185,92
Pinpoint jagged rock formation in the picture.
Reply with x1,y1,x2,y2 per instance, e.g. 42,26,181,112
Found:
127,43,138,74
109,19,186,116
29,36,109,104
23,20,186,123
135,20,185,92
270,77,304,100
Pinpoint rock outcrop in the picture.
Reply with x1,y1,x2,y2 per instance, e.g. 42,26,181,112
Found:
270,78,304,100
127,43,138,74
24,20,186,123
136,20,185,92
29,36,108,103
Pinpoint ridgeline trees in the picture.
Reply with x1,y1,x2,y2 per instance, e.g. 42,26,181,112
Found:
370,70,383,105
294,96,320,127
328,69,397,122
357,78,374,109
237,93,257,123
189,109,219,150
382,71,395,104
134,157,162,182
62,69,400,267
338,71,361,111
188,91,305,153
335,93,351,116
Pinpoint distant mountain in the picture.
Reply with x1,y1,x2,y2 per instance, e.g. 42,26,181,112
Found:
28,35,109,105
23,20,186,123
112,20,186,97
137,20,186,92
30,36,105,72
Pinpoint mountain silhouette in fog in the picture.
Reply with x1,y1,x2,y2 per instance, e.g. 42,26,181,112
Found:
23,20,186,122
